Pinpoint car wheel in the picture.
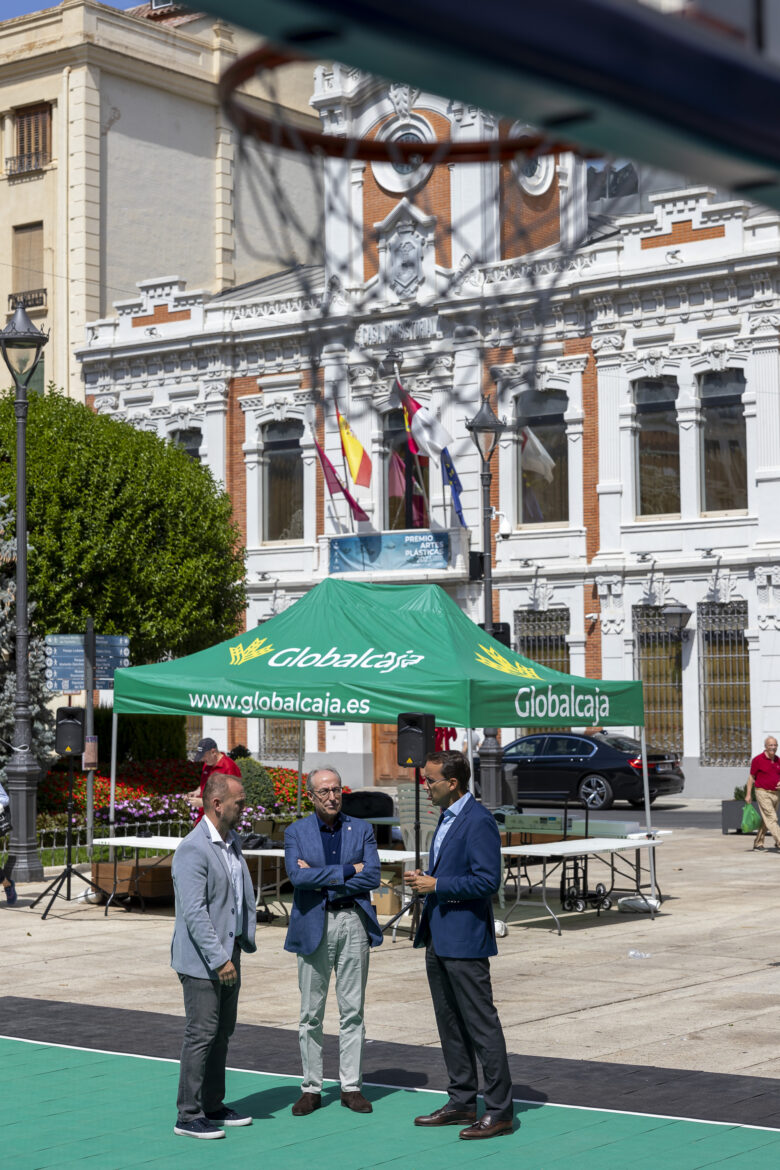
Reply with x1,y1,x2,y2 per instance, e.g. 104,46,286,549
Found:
629,795,658,808
578,774,614,811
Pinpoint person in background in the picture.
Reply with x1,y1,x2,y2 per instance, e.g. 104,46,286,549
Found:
0,779,16,904
746,736,780,851
187,738,242,824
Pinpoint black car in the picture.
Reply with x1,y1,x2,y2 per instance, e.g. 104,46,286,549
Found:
479,732,684,811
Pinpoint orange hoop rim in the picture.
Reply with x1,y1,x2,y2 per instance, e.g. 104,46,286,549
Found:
219,45,593,165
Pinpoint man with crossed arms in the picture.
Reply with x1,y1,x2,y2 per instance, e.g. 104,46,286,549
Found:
284,766,382,1116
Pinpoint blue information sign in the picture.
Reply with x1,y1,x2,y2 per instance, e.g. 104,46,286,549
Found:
329,531,450,573
44,634,130,692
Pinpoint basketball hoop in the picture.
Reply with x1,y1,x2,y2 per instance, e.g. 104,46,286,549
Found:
219,44,594,167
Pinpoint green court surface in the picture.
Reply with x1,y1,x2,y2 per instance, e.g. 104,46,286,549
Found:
5,1036,780,1170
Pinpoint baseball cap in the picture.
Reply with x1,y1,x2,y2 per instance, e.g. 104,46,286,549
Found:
194,737,218,761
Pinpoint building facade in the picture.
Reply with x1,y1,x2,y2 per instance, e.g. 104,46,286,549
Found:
0,0,317,395
78,65,780,796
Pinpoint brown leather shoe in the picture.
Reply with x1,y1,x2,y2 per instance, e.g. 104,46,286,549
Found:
414,1103,477,1127
291,1092,321,1116
340,1090,372,1114
459,1113,513,1140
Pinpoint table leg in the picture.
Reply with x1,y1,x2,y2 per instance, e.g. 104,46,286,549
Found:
540,860,562,935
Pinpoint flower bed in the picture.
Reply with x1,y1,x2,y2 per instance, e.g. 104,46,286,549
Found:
35,760,334,831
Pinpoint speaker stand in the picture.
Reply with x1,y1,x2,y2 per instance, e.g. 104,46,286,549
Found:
383,765,424,940
30,755,104,920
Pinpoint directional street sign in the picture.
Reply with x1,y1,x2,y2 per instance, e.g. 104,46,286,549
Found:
44,634,130,692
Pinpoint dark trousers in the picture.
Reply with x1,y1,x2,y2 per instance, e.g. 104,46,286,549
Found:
425,944,513,1120
177,948,241,1122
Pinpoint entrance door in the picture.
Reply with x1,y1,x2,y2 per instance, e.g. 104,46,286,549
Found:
372,723,412,784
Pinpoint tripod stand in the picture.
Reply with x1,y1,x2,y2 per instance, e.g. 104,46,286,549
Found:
31,754,104,920
383,766,425,939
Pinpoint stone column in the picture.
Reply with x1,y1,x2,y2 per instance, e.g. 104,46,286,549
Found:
746,315,780,546
676,359,701,520
593,335,626,556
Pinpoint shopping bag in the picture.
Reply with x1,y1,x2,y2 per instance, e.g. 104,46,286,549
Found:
741,803,762,834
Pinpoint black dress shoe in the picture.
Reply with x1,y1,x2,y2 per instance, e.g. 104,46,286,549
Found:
414,1103,477,1127
459,1113,513,1139
341,1090,372,1113
291,1092,321,1116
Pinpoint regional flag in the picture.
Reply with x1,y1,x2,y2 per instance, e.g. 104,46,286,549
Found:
314,439,370,522
336,408,372,487
441,447,466,528
395,376,453,463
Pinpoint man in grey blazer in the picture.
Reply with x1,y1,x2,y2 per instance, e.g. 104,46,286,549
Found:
171,772,257,1140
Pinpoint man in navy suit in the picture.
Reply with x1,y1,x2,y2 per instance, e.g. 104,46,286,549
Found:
405,750,513,1140
284,766,383,1117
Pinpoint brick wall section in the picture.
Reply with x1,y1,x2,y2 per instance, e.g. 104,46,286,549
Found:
641,219,725,249
564,337,602,678
224,375,257,751
500,155,560,259
131,303,192,328
362,110,453,280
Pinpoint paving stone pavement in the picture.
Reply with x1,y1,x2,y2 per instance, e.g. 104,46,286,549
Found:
3,799,780,1125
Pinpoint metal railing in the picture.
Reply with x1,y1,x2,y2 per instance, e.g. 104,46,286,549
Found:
6,151,51,175
8,288,46,311
0,819,191,869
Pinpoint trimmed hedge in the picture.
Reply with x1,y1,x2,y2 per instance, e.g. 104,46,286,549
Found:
93,707,187,764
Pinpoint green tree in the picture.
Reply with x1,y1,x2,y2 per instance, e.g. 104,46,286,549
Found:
0,390,246,663
0,497,55,784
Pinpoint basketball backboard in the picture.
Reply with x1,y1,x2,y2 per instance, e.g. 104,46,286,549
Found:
201,0,780,211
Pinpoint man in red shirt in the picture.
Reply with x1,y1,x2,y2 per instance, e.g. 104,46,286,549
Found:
746,736,780,850
187,738,242,825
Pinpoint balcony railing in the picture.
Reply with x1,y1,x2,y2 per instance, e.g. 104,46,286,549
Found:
9,289,47,312
6,151,51,175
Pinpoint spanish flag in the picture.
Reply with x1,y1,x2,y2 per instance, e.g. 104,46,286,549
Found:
336,407,372,487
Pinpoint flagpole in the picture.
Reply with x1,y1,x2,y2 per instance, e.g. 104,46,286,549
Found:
333,397,356,534
394,364,431,526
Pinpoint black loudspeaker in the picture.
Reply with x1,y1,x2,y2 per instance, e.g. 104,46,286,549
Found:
478,621,512,648
469,551,484,581
397,712,435,768
55,708,85,756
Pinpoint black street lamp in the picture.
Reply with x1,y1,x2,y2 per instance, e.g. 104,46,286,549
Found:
466,395,507,810
0,303,48,882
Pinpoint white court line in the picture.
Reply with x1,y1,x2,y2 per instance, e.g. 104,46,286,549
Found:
2,1034,779,1135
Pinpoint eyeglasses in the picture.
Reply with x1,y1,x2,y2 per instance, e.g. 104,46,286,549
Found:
422,775,447,785
313,786,342,797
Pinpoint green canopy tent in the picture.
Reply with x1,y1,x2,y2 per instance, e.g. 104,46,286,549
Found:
111,579,652,853
114,578,643,728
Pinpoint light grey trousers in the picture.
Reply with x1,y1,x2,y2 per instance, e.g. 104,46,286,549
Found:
297,907,371,1093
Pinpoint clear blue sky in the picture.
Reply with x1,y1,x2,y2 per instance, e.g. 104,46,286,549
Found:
2,1,130,17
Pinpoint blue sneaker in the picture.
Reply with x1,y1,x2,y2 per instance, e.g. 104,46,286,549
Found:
4,881,17,905
173,1117,225,1139
205,1106,253,1127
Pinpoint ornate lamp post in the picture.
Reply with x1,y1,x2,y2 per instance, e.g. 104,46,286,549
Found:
0,303,48,881
466,395,507,810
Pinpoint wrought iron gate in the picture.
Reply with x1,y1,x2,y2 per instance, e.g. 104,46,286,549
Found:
698,601,751,767
513,608,570,735
632,606,683,756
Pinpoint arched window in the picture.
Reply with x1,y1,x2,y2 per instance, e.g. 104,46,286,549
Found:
699,370,747,513
517,388,568,524
263,420,303,541
635,377,680,516
384,409,429,530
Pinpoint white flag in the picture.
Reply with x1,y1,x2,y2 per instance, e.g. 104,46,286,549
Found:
521,426,555,483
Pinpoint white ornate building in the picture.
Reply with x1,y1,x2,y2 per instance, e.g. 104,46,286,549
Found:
78,64,780,796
